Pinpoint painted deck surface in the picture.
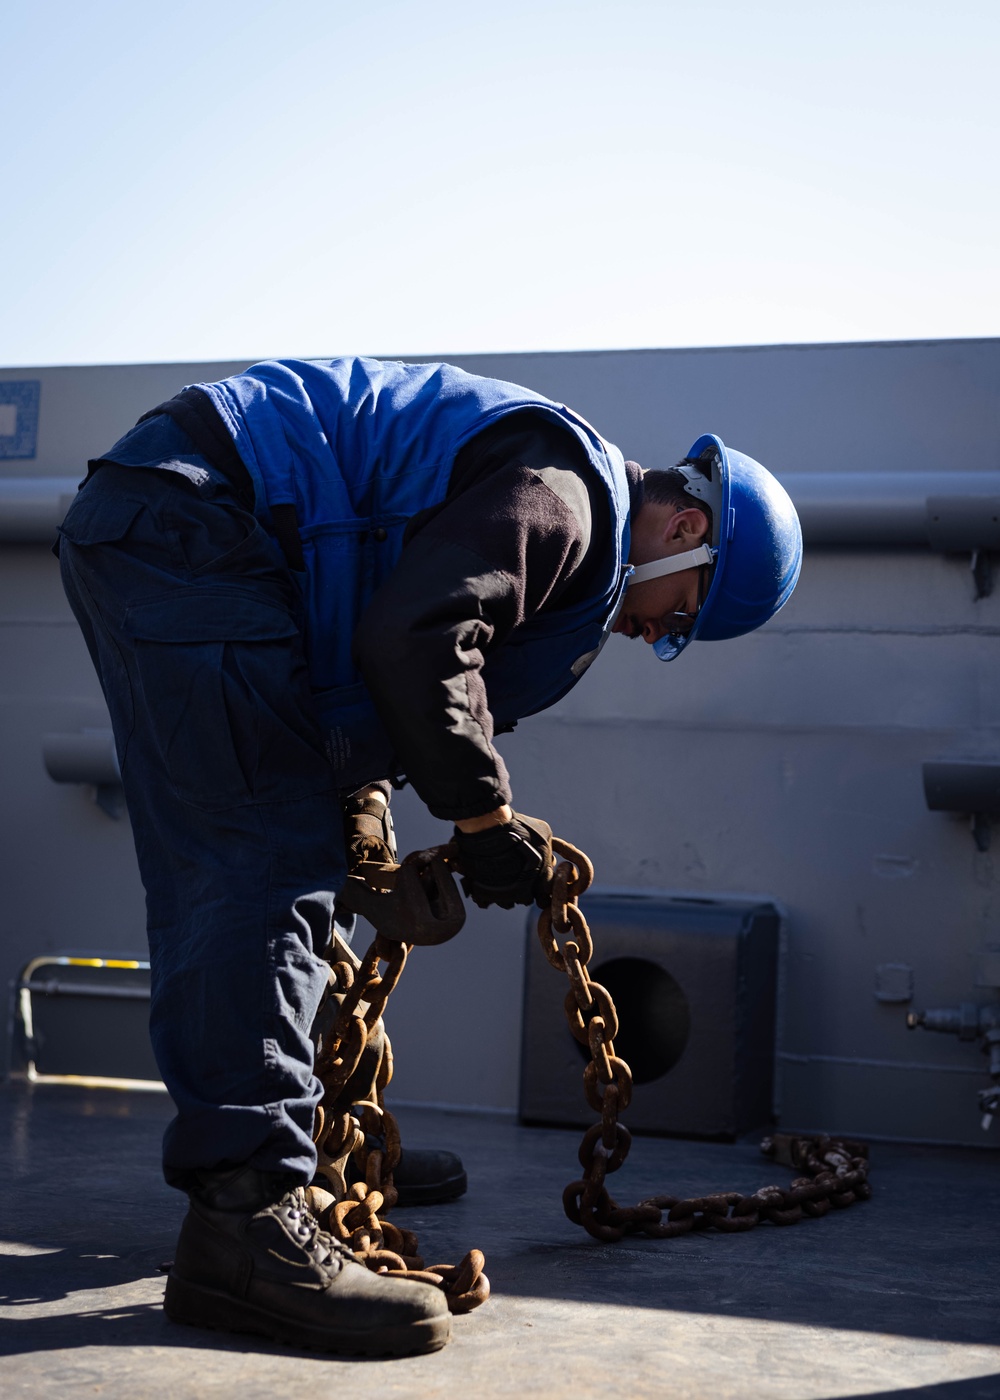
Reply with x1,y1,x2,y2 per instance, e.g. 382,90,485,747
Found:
1,1083,998,1399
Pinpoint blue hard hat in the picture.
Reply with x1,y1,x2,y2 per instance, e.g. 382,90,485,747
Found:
651,433,803,662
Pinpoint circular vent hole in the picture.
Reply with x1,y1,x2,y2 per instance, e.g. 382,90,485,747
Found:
573,956,691,1085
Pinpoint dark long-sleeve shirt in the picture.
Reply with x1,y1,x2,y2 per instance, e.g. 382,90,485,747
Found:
356,412,641,820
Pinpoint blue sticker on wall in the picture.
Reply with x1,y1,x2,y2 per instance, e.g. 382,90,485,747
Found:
0,381,41,459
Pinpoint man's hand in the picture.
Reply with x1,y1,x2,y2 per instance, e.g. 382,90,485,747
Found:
453,811,555,910
342,783,396,874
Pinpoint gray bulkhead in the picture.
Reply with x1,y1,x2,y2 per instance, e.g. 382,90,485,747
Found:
1,337,998,1145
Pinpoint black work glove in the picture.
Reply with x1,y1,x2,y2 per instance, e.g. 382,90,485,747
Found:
342,783,396,875
453,813,555,910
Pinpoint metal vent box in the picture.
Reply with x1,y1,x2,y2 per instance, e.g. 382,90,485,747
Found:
519,893,780,1139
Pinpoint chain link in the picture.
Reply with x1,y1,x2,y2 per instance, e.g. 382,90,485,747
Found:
311,926,489,1314
542,836,872,1244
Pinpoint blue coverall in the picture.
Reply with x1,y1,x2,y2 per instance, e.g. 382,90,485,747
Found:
58,361,632,1187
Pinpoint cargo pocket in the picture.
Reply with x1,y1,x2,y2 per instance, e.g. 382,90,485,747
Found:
123,589,334,810
58,491,146,549
57,491,154,757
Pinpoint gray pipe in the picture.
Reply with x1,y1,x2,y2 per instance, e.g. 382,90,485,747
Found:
779,472,1000,548
2,471,1000,549
0,477,80,543
43,729,121,786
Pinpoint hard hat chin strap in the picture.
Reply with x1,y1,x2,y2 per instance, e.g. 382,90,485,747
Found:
627,543,716,587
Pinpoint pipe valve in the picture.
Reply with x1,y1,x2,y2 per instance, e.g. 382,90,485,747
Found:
908,1001,1000,1130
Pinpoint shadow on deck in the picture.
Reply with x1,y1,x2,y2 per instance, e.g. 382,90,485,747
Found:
1,1083,998,1398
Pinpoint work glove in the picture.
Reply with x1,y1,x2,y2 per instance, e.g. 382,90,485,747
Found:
453,813,555,910
342,783,396,875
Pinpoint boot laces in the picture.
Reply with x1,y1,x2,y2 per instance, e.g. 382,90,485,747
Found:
275,1187,352,1270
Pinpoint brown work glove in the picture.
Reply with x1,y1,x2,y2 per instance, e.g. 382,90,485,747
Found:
453,813,555,910
342,783,396,875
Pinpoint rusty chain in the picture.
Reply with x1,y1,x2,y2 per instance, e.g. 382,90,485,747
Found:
309,918,489,1314
541,834,871,1242
310,830,868,1316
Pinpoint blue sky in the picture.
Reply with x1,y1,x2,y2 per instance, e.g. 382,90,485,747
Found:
2,0,997,366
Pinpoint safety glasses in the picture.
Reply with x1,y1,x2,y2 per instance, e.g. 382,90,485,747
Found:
652,560,711,661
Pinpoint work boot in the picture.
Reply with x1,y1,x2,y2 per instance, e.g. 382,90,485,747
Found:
347,1144,468,1206
164,1165,451,1357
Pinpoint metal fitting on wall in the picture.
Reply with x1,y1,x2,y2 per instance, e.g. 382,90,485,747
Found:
42,729,124,818
922,760,1000,853
907,945,1000,1130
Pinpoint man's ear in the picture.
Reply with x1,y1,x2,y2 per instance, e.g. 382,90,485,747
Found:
665,506,710,545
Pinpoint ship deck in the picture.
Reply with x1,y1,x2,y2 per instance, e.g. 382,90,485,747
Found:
1,1082,998,1399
